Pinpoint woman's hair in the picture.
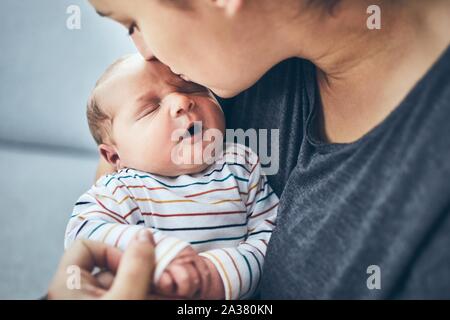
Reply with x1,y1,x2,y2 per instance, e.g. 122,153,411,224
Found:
306,0,340,12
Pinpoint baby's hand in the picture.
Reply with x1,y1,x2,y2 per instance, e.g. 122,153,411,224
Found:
155,246,212,299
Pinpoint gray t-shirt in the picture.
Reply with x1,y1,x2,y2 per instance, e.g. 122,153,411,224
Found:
221,46,450,299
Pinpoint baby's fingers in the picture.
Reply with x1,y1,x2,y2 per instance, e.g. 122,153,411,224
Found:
171,263,200,298
156,271,176,297
194,257,211,299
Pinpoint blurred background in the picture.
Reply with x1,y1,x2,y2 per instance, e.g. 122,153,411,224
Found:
0,0,136,298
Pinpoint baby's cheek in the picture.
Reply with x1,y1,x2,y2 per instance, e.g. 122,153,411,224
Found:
209,104,226,132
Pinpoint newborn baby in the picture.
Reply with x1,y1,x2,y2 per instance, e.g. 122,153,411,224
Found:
65,54,279,299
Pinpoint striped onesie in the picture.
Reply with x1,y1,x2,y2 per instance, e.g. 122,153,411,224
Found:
65,143,279,299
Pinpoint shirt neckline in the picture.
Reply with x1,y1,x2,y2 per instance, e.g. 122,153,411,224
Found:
305,45,450,154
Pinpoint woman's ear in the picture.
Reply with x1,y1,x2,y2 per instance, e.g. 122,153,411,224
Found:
99,144,121,171
212,0,243,17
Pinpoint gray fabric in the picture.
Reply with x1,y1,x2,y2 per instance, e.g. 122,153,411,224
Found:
0,146,98,299
222,46,450,299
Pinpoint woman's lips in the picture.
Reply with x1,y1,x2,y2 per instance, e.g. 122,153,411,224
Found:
170,68,191,82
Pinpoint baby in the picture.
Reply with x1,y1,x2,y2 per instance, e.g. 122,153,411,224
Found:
65,54,279,300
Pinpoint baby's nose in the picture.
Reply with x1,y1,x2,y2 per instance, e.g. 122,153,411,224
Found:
167,93,195,118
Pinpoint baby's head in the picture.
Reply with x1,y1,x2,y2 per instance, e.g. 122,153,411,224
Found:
87,54,225,176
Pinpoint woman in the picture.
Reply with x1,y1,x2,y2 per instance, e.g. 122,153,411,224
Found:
48,230,157,299
51,0,450,298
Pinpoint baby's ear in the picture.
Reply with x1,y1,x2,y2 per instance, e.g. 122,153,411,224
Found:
99,144,121,170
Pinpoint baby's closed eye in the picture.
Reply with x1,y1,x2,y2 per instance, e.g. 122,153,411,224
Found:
137,104,160,120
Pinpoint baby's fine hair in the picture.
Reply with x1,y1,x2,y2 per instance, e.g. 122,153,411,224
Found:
86,54,133,145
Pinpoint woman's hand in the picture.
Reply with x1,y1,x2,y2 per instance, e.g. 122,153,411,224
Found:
47,229,156,300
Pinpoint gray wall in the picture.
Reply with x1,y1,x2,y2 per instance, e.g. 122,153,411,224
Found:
0,0,137,299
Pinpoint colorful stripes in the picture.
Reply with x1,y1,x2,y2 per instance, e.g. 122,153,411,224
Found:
141,209,247,218
202,251,233,300
65,143,278,300
147,222,248,232
105,172,248,188
95,192,242,206
190,234,247,245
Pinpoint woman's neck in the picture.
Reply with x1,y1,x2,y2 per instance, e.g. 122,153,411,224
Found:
282,0,450,143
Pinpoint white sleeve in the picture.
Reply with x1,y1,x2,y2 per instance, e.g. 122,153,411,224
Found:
200,149,279,299
65,176,190,282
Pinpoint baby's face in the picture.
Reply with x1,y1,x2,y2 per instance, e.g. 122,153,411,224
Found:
95,55,225,176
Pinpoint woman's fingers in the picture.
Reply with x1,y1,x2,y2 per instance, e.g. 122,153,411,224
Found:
48,239,123,299
103,229,156,300
58,239,123,273
48,230,156,300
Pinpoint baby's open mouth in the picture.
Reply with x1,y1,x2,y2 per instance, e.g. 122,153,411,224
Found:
187,122,202,136
179,122,204,143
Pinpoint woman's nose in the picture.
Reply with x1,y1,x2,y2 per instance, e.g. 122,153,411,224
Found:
130,29,154,61
167,93,195,118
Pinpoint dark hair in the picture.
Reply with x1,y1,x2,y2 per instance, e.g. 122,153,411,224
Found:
307,0,340,13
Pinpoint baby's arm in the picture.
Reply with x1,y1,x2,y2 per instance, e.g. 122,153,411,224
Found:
65,175,191,283
199,158,279,300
